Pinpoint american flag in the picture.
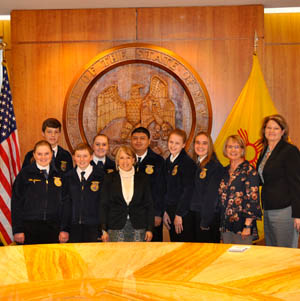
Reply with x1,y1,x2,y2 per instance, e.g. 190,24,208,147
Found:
0,63,21,245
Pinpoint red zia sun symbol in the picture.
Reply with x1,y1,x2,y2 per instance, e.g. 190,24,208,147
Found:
238,128,263,168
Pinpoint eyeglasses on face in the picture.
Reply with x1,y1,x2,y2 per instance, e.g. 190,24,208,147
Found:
226,145,241,150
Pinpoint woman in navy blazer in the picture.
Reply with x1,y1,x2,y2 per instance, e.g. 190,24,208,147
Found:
190,132,224,243
257,114,300,248
100,145,154,242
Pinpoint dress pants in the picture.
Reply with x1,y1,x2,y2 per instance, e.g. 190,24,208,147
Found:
152,223,163,242
166,205,194,242
191,211,221,243
222,231,253,245
69,224,100,243
264,206,299,248
23,220,59,245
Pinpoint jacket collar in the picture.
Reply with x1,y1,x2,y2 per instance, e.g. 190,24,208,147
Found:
168,149,186,165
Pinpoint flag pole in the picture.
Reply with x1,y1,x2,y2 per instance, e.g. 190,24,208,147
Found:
253,31,259,55
0,41,7,62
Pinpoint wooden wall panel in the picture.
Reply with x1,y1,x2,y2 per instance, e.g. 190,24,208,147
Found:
137,5,264,139
0,20,12,68
137,6,263,40
11,9,137,159
264,13,300,147
12,41,128,157
11,6,264,160
265,13,300,43
11,9,137,42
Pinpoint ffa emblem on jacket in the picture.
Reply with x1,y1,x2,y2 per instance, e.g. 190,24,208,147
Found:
172,165,178,176
54,177,62,187
60,161,67,172
91,181,100,192
145,165,154,175
106,169,114,174
199,168,207,179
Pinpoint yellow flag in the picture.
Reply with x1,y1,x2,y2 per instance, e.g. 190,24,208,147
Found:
215,54,277,166
214,54,278,241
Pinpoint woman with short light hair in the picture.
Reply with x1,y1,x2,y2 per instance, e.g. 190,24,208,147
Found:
100,145,154,242
218,135,262,244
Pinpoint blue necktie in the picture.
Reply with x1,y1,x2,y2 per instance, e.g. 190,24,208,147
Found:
42,169,48,180
136,157,142,171
81,171,85,190
97,161,104,168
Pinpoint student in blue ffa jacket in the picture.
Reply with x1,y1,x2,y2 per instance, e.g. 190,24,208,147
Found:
100,145,154,242
131,127,165,242
91,134,115,174
163,129,197,242
11,140,63,245
59,143,104,243
22,118,73,173
190,132,224,243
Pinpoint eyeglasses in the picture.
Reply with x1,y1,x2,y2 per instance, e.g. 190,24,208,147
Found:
226,145,241,150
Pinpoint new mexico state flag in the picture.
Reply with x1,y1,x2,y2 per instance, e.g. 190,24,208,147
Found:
214,54,278,241
215,54,277,167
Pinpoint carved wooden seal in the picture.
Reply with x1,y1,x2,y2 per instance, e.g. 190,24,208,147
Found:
63,43,212,157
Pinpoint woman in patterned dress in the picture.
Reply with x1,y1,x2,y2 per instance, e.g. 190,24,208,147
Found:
218,135,262,245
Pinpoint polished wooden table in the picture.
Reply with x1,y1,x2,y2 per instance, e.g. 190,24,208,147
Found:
0,242,299,300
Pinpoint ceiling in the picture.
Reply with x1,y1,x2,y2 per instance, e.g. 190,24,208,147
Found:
1,0,300,15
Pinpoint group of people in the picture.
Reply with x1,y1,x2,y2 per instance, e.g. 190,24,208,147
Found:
11,114,300,248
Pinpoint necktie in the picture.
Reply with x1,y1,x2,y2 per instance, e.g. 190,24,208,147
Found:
136,157,142,172
97,161,104,168
51,150,55,165
81,171,86,190
42,169,48,180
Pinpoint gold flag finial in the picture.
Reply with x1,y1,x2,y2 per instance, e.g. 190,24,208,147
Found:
0,41,7,62
254,31,258,55
0,41,7,50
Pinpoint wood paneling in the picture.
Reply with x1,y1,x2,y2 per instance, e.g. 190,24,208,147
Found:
11,9,137,158
11,6,264,160
137,6,263,40
265,13,300,43
11,9,137,42
0,20,12,67
137,6,264,139
264,13,300,147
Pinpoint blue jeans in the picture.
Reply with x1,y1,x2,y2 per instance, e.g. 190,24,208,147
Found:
264,206,299,248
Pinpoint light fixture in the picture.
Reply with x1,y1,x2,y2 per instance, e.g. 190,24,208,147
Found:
0,15,10,20
264,7,300,14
